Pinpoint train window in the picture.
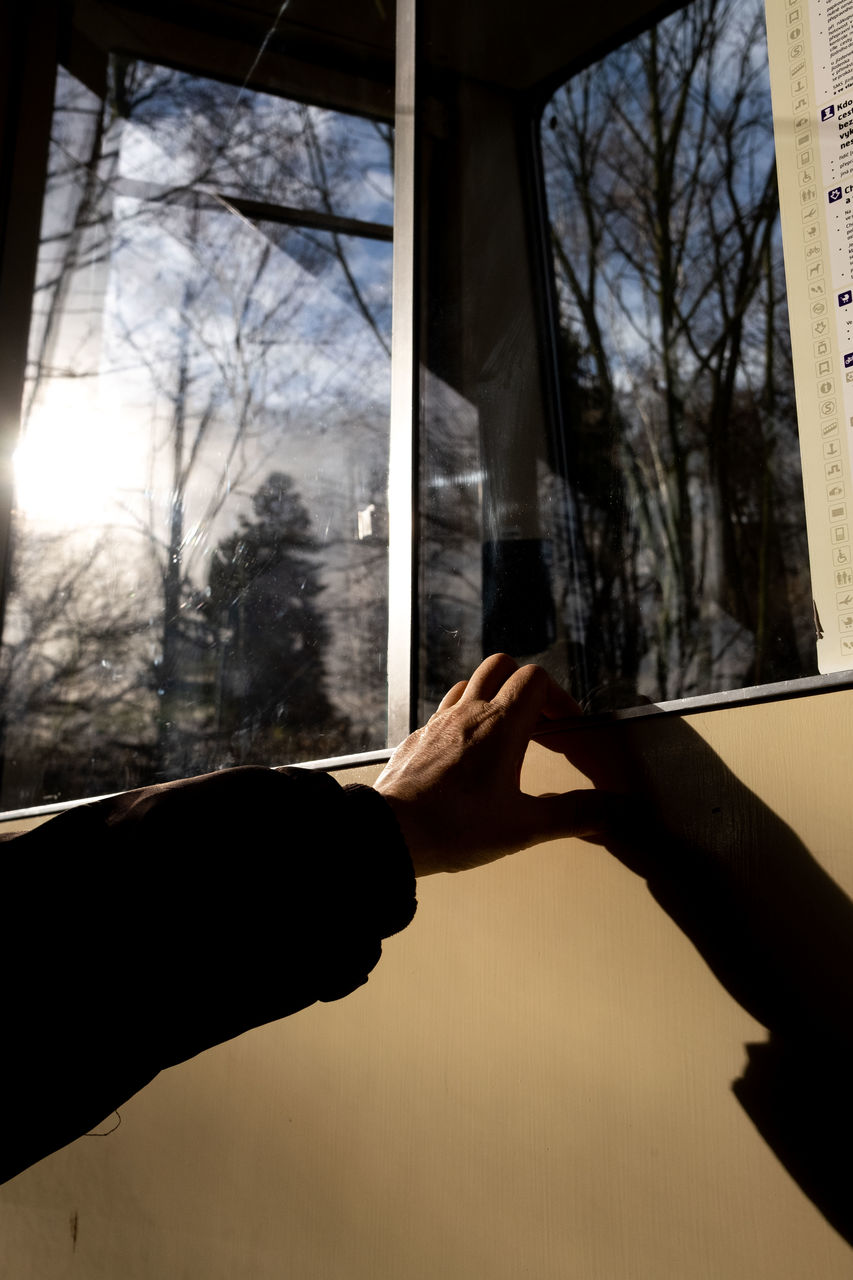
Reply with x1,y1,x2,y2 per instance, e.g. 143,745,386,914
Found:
539,0,815,710
0,14,395,810
4,0,850,814
417,0,822,718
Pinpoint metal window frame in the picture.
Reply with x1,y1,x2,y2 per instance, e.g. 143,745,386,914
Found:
385,0,419,748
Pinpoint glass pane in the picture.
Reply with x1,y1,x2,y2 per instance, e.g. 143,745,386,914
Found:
113,60,394,225
417,0,816,718
540,0,813,708
0,60,392,809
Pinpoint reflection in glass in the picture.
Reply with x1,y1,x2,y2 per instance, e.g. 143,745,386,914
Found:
0,61,393,808
418,0,815,718
541,0,814,708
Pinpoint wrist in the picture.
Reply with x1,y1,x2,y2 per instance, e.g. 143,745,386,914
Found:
371,785,443,877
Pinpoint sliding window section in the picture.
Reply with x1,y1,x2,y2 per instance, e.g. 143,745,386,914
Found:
0,1,398,810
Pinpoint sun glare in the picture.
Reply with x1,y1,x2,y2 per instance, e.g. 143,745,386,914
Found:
13,386,137,529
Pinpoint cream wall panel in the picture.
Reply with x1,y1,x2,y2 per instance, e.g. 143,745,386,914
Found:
1,692,851,1275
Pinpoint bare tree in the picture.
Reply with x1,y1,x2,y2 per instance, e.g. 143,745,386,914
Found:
543,0,811,704
3,54,394,799
0,529,155,807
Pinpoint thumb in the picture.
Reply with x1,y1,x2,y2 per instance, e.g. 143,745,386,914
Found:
520,789,629,845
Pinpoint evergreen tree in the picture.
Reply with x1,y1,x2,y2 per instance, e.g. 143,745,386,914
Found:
207,472,342,761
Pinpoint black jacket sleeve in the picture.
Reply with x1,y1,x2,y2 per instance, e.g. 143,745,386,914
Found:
0,765,416,1184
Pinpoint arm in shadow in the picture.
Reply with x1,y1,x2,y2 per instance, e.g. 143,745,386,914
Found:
542,712,853,1248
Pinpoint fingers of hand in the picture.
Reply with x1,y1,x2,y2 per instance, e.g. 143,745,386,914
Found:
460,652,519,703
522,788,628,844
537,680,584,722
536,723,636,792
450,655,580,726
491,663,575,742
435,679,469,713
493,663,580,717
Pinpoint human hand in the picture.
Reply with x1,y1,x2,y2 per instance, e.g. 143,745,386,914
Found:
373,653,621,876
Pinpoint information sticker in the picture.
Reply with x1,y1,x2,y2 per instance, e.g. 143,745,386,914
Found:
766,0,853,670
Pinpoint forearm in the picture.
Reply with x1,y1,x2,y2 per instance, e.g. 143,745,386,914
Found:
0,766,416,1182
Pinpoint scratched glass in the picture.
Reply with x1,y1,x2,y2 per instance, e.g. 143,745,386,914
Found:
417,0,816,718
0,59,393,809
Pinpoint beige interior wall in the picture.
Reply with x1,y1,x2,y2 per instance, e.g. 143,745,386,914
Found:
1,689,851,1276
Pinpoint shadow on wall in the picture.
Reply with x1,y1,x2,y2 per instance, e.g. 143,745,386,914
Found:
541,710,853,1249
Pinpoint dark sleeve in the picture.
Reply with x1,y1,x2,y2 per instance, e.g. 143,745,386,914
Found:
0,765,416,1184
